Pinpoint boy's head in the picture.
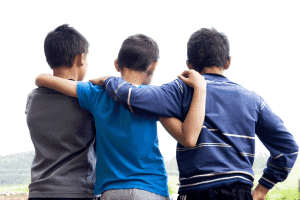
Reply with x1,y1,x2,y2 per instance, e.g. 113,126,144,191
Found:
187,28,230,73
44,24,89,69
117,34,159,72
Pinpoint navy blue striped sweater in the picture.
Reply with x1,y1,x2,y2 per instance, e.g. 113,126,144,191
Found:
102,73,298,194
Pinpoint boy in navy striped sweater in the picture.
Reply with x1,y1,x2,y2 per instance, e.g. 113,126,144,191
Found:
95,28,299,200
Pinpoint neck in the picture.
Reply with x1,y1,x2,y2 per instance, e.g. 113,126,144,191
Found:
201,66,224,75
53,66,79,81
121,68,147,86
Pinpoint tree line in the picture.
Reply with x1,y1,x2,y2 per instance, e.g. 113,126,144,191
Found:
0,150,270,186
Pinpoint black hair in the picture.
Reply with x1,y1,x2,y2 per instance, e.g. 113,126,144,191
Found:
44,24,89,69
117,34,159,72
187,28,230,73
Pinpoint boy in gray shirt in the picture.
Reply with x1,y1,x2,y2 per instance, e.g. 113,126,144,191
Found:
26,24,96,200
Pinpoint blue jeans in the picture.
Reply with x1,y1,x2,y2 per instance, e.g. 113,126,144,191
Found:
99,188,169,200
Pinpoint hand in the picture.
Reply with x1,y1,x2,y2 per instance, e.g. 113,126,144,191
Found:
252,184,269,200
178,69,206,90
35,73,52,87
89,75,111,86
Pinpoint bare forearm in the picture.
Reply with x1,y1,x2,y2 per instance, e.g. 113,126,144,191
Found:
36,74,78,97
182,87,206,147
252,183,270,200
159,117,189,147
159,88,206,148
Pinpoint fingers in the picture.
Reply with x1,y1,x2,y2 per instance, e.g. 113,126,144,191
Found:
89,75,111,86
177,74,186,81
180,70,190,78
99,78,105,85
181,69,197,78
89,78,102,86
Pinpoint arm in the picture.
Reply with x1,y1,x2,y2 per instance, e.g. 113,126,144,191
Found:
252,183,270,200
35,73,78,97
102,76,184,118
255,99,299,191
159,70,206,147
101,70,204,118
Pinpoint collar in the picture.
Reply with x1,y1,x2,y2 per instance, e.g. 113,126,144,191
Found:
202,73,231,82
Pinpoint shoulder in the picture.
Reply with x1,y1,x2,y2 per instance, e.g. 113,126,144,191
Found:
27,88,38,99
77,81,105,95
76,82,107,111
26,87,56,101
237,84,262,102
230,82,264,109
162,78,192,94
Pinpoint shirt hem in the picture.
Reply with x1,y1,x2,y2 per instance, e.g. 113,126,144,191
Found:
29,192,95,198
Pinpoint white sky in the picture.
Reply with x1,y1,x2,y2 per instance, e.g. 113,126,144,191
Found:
0,0,299,161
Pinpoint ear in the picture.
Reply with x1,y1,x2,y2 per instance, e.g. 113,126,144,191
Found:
114,59,121,72
148,62,158,75
186,60,194,69
224,57,231,70
76,53,85,67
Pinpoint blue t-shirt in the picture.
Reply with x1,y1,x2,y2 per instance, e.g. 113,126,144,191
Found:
77,82,169,197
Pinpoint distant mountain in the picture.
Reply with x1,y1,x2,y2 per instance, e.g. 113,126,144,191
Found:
164,156,179,176
0,150,180,185
0,150,34,185
0,150,293,186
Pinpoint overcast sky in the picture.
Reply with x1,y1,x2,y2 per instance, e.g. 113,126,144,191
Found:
1,0,299,161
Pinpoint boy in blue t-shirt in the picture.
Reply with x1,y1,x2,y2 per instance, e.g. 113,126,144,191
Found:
35,34,207,199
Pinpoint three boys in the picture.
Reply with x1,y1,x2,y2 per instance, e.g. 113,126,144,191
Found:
31,24,299,200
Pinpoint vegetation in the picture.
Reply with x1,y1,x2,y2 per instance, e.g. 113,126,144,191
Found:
0,151,33,186
165,156,179,176
252,152,268,174
166,154,300,198
168,176,179,196
0,184,29,193
1,151,299,199
251,162,300,200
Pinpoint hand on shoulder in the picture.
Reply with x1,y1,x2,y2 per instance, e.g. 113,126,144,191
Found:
89,75,112,86
177,69,206,91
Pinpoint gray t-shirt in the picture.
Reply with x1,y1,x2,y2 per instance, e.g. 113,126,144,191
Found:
25,87,96,198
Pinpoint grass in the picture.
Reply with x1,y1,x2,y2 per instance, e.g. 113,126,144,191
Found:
0,184,29,193
167,164,300,198
168,175,179,195
253,164,300,199
266,187,299,200
2,165,299,199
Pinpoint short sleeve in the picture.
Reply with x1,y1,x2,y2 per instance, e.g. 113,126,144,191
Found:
77,82,94,113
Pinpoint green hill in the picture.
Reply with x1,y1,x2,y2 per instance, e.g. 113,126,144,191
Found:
1,150,292,186
164,156,179,176
0,151,34,185
0,151,180,185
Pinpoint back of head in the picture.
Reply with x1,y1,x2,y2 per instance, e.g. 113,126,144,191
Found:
187,28,230,73
44,24,89,69
117,34,159,72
